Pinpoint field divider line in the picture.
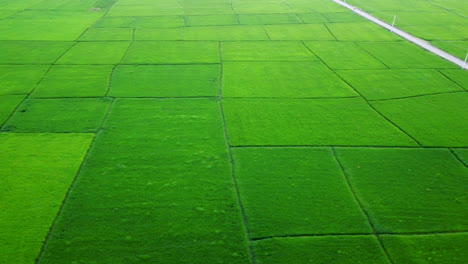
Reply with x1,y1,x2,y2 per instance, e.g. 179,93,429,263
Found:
35,97,116,264
331,147,396,264
449,149,468,168
252,230,468,241
218,41,257,264
330,0,468,70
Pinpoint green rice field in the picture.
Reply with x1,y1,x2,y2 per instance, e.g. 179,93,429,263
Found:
0,0,467,263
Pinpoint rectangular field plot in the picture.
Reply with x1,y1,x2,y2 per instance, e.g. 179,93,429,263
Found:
0,133,93,264
57,42,131,64
232,147,371,238
2,98,111,132
39,99,251,264
401,25,464,41
322,12,366,23
371,93,468,147
223,98,417,146
238,14,302,25
326,22,401,41
121,41,219,64
0,41,73,64
182,26,269,41
335,148,468,233
222,41,317,62
253,236,390,264
134,28,182,40
358,42,457,69
109,64,220,97
265,24,335,40
305,41,387,70
107,6,184,16
0,65,49,95
32,65,114,98
79,27,134,41
222,61,356,98
382,233,468,264
297,13,328,23
337,69,463,100
233,3,292,14
0,95,25,125
186,15,238,26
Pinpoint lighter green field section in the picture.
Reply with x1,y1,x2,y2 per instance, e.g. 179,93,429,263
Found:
222,61,356,98
39,99,251,264
222,41,317,62
223,98,417,146
0,42,73,64
336,148,468,233
382,233,468,264
2,98,111,132
0,133,93,264
110,64,220,97
57,42,131,64
372,93,468,147
254,236,390,264
0,65,49,95
232,147,371,238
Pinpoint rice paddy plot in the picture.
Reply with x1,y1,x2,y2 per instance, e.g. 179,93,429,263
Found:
337,69,464,100
231,147,372,238
31,65,114,98
56,42,131,65
222,61,356,98
264,24,335,40
109,64,220,97
183,25,269,41
79,27,134,41
223,98,418,146
186,14,238,26
382,233,468,264
431,41,468,60
238,14,303,25
399,25,464,41
38,99,251,264
0,65,49,95
440,69,468,90
371,93,468,147
222,41,317,62
305,41,387,70
253,236,390,264
0,133,93,264
358,42,457,69
0,41,73,64
121,41,220,64
2,98,111,132
326,22,402,41
0,95,25,125
335,147,468,233
296,13,328,23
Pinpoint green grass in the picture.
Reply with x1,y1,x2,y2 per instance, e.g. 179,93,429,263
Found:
264,24,335,40
372,93,468,147
305,42,387,70
358,42,457,69
222,41,317,62
2,98,111,132
57,42,131,64
0,133,93,264
232,147,371,238
382,234,468,264
121,41,219,64
38,99,251,264
109,64,220,97
0,65,49,95
254,236,390,264
32,65,114,98
337,69,463,100
335,147,468,233
223,98,418,146
222,61,356,98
